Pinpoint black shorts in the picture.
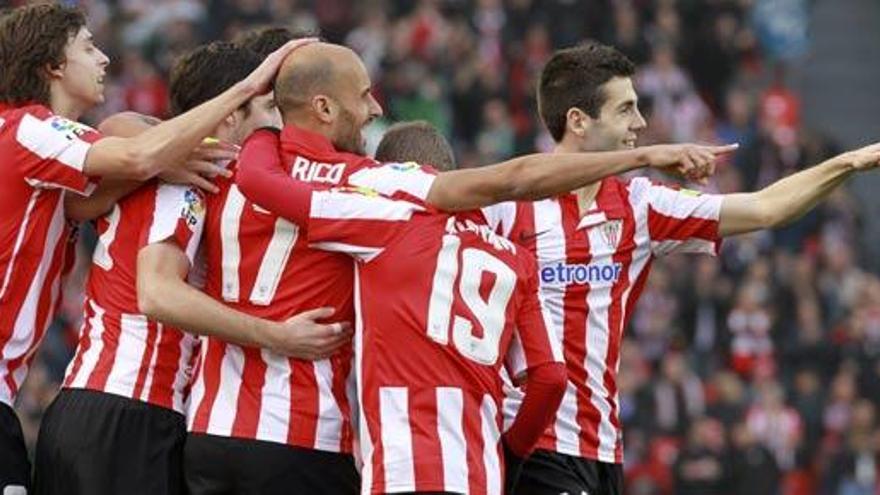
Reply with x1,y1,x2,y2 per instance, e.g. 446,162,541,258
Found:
510,449,623,495
0,402,30,493
184,432,360,495
33,388,186,495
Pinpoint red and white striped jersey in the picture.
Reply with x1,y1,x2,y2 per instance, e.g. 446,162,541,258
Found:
62,181,204,413
485,176,722,464
296,188,563,495
186,126,438,452
0,104,99,406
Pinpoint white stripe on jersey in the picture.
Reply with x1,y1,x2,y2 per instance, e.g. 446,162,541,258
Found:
354,266,374,493
347,162,436,200
186,341,208,431
17,114,91,172
209,345,246,436
65,301,107,389
437,387,468,493
311,189,421,222
645,181,719,220
314,359,345,452
92,204,121,271
584,225,617,462
104,313,149,399
532,200,582,451
480,396,502,495
256,350,292,443
0,190,39,301
3,196,65,367
379,387,416,492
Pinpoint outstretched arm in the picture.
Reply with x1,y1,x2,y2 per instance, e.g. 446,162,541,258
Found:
719,143,880,236
426,143,738,211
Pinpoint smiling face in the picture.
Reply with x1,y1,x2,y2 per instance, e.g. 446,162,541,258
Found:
580,76,647,151
317,50,383,155
51,27,110,112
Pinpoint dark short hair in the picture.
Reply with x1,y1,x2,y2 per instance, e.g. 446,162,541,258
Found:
0,3,87,106
375,121,456,172
538,41,636,142
168,41,262,115
234,26,314,58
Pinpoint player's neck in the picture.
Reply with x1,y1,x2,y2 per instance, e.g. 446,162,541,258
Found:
49,90,87,121
552,141,602,217
281,114,335,147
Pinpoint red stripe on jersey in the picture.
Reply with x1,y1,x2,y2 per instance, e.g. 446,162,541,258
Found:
559,198,602,458
147,323,183,410
411,390,443,491
288,360,319,447
64,302,96,388
85,312,121,391
599,191,637,463
647,207,718,242
464,392,487,495
131,321,159,400
231,347,266,438
191,339,227,432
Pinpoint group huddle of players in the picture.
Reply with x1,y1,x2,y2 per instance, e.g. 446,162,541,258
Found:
1,3,879,495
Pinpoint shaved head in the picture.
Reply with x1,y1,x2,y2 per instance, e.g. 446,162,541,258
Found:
275,42,362,116
274,42,382,154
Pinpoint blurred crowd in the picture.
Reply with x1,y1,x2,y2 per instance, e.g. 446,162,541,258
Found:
6,0,879,494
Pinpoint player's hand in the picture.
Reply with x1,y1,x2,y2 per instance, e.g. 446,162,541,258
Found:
159,140,237,193
845,142,880,170
240,37,318,96
269,307,353,360
643,143,739,184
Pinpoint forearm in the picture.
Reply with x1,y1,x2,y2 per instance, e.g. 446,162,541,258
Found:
720,156,854,236
429,149,649,211
139,275,273,348
236,128,313,224
64,178,141,221
503,362,567,457
87,83,254,180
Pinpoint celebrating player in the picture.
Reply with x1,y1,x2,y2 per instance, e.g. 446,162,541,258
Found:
32,41,345,495
0,4,303,491
477,42,880,495
235,121,569,495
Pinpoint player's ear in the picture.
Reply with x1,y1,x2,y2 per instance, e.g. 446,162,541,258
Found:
312,94,336,124
44,60,67,81
565,107,591,138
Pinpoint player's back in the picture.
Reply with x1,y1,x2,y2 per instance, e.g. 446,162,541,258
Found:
350,210,547,495
188,148,437,452
63,180,202,413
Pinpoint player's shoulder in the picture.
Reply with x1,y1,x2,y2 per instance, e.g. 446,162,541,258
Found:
2,103,99,143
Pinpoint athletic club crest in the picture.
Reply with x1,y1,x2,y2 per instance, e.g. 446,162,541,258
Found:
600,219,623,250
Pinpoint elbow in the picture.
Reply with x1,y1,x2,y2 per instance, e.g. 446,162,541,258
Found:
137,280,165,321
544,363,568,397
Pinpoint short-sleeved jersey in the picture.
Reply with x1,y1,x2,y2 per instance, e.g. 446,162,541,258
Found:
186,126,438,452
0,104,100,406
484,176,723,464
299,188,563,495
62,181,204,413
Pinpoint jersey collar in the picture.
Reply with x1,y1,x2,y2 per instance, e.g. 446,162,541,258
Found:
575,178,628,229
280,124,338,157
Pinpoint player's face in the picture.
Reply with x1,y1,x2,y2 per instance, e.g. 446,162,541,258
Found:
55,28,110,109
234,92,282,145
584,76,646,151
331,58,383,155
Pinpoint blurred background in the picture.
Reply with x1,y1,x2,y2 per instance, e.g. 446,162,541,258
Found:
4,0,880,493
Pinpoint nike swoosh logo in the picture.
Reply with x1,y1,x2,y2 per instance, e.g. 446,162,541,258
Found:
517,229,551,243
